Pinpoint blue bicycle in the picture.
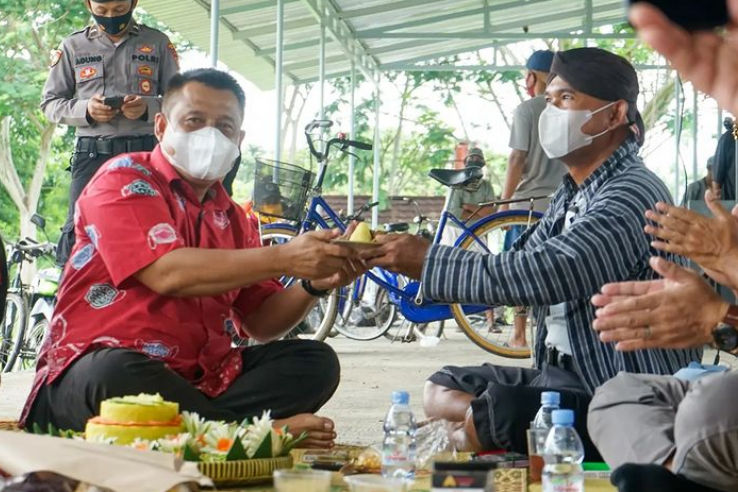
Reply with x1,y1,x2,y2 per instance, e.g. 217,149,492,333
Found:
256,120,543,358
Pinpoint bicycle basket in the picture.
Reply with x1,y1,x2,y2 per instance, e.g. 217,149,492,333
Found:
253,159,314,222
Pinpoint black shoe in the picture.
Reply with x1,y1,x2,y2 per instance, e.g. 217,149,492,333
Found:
611,463,724,492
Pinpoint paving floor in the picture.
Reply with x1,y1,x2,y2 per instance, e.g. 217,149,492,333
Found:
0,328,731,446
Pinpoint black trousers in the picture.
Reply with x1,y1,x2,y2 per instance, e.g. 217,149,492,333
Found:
428,362,601,461
27,340,340,432
57,145,242,266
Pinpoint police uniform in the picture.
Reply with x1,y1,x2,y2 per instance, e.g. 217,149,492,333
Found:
42,20,179,266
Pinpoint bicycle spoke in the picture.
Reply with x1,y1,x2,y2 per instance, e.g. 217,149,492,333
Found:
260,227,338,341
452,213,541,359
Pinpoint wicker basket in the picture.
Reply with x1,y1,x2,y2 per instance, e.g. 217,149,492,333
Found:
0,420,20,432
252,159,314,222
197,455,293,486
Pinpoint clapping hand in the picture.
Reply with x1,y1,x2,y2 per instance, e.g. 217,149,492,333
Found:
592,257,728,351
630,0,738,116
644,190,738,289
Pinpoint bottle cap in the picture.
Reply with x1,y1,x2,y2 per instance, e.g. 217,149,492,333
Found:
540,391,560,407
552,409,574,426
391,391,409,404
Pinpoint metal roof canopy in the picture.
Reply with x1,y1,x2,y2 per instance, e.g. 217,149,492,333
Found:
139,0,710,227
139,0,633,89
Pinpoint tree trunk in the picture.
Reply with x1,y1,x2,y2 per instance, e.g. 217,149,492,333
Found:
288,85,310,164
445,82,470,142
388,77,411,197
0,117,26,210
0,116,55,283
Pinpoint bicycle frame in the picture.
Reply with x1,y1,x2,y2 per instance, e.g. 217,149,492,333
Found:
263,192,500,324
262,121,543,325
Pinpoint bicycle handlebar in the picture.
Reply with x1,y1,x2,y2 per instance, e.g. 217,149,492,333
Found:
345,139,373,151
305,119,333,133
15,238,54,255
304,120,373,162
343,201,379,222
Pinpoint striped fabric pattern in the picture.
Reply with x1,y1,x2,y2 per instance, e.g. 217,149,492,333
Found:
421,137,702,394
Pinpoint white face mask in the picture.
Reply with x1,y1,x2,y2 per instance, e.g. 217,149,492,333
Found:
161,123,240,181
538,102,617,159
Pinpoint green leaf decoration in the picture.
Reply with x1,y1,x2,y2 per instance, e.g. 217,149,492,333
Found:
226,435,249,461
31,423,43,435
47,422,58,436
249,432,272,459
282,431,308,454
183,443,201,462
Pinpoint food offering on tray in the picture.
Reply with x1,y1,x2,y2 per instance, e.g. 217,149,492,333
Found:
85,393,183,445
350,222,375,243
73,393,305,462
338,447,383,475
334,222,382,248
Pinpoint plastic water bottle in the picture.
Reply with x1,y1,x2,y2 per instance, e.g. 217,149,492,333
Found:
381,390,417,480
529,391,560,482
533,391,560,431
542,409,584,492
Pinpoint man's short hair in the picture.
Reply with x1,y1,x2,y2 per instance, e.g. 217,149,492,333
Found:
163,68,246,114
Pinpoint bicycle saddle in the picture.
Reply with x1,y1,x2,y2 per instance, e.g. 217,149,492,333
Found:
428,167,483,188
384,222,410,233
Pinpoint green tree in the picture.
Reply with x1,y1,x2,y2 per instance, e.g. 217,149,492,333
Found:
0,3,192,242
0,1,89,242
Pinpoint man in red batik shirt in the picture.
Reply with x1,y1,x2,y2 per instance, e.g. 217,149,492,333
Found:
21,68,363,449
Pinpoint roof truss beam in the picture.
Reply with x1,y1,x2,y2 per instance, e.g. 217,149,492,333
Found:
299,0,379,82
357,0,624,38
219,0,298,16
340,0,448,19
233,16,316,38
355,0,551,37
365,30,635,40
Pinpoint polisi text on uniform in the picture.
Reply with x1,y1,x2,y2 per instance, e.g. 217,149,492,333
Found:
75,55,103,65
132,54,159,63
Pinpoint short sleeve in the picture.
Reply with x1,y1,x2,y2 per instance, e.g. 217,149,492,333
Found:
77,160,184,286
509,102,532,152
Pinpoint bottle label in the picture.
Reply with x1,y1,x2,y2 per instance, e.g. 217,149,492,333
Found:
543,476,583,492
382,450,410,464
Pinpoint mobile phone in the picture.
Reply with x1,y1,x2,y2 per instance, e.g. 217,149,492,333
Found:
103,96,124,109
627,0,728,31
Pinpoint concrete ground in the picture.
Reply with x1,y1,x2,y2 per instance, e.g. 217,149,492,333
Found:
0,329,731,446
0,328,524,444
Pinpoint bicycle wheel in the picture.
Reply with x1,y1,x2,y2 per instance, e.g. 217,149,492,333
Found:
451,211,541,359
2,293,27,372
14,317,47,371
335,276,397,341
260,226,338,341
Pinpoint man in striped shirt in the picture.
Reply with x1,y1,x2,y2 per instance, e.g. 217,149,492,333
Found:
366,48,701,458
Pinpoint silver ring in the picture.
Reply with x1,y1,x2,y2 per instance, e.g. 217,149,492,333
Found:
644,326,653,339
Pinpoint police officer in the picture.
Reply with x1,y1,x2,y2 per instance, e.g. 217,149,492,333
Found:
42,0,179,266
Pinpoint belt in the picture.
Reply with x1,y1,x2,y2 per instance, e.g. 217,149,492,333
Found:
76,135,157,157
543,345,576,372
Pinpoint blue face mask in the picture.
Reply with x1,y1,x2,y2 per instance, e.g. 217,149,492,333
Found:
93,9,133,35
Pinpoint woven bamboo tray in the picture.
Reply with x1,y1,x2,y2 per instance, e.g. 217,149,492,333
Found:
197,455,293,486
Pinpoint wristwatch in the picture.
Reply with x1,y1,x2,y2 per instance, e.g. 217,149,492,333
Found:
300,279,330,298
713,305,738,352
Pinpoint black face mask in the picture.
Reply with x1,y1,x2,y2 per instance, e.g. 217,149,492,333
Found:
93,9,133,35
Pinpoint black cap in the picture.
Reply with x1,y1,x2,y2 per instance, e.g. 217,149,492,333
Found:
549,47,645,146
465,147,485,167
